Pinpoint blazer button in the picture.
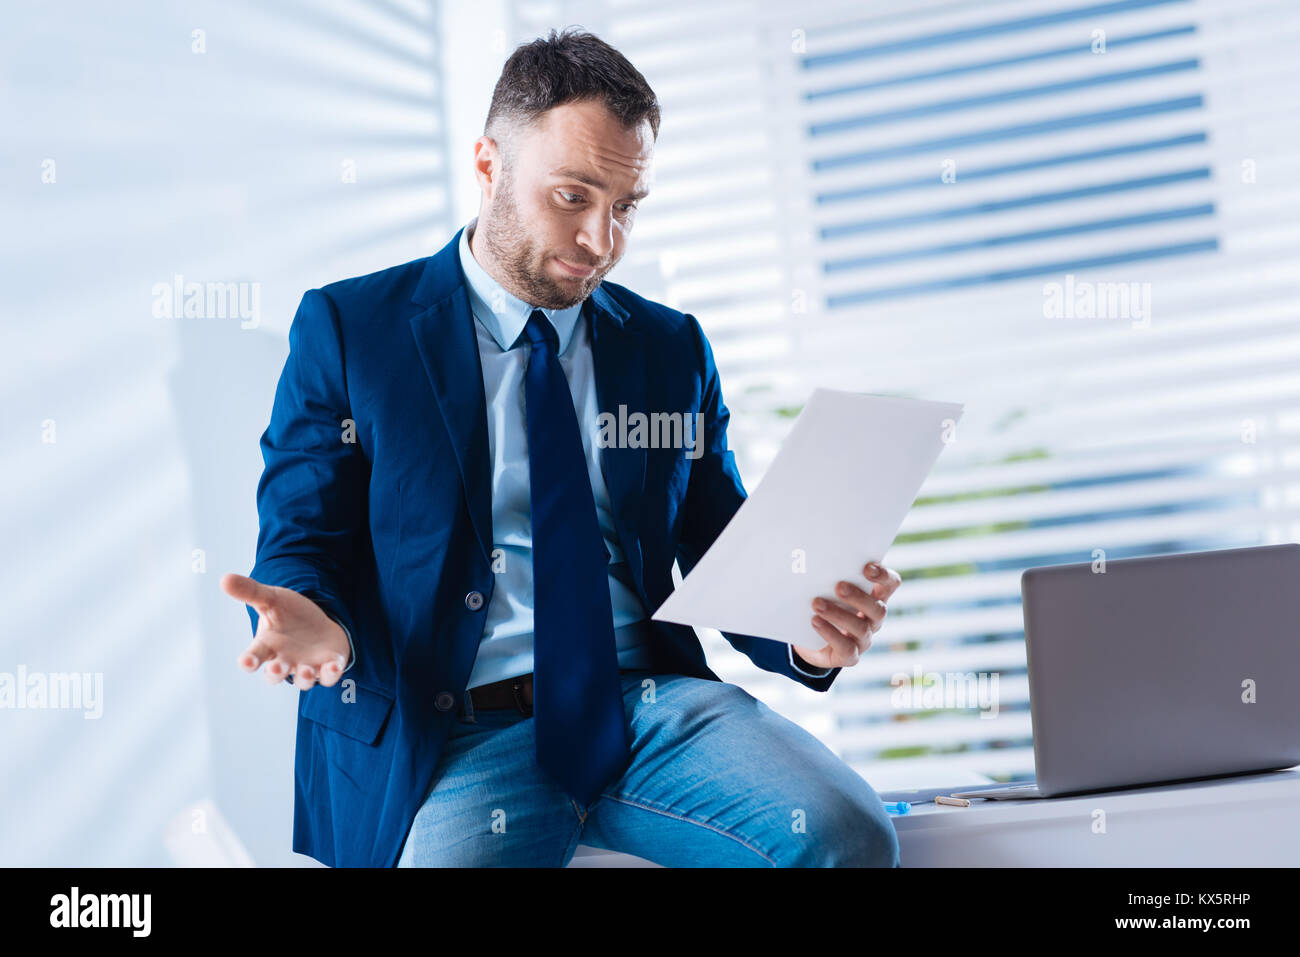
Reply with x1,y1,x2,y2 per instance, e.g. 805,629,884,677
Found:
464,590,484,610
435,692,455,712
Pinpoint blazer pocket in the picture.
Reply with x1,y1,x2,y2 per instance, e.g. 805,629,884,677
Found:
299,682,395,746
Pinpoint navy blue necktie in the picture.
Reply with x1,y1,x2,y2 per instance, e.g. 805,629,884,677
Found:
519,308,631,807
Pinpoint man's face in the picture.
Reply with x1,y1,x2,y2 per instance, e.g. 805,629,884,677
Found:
474,99,654,309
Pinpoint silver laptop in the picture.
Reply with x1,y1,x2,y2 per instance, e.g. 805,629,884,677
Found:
950,542,1300,800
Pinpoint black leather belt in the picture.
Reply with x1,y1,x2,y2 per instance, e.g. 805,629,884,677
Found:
462,667,646,718
464,673,535,715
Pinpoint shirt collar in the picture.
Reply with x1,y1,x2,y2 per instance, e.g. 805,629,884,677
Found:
458,218,583,354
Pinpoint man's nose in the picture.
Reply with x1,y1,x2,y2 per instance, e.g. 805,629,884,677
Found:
576,211,615,260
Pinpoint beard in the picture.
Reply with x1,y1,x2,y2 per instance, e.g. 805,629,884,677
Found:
475,170,614,309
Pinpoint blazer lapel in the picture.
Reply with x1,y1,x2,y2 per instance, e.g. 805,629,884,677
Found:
409,227,494,567
588,286,646,588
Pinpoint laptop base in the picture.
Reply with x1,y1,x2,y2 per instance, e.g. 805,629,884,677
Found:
948,782,1045,800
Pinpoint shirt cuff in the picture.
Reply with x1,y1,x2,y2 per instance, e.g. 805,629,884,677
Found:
788,643,833,678
328,615,356,675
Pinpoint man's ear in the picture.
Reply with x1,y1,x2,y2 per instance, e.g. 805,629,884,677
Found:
472,136,501,197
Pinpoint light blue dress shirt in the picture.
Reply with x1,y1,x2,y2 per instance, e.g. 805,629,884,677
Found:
330,219,831,682
455,219,657,688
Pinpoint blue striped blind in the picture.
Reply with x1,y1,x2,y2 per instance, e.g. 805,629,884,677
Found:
514,0,1300,790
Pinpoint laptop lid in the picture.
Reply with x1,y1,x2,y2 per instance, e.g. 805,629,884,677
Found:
1022,542,1300,797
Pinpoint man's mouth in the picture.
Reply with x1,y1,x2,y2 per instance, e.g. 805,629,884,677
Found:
554,257,597,278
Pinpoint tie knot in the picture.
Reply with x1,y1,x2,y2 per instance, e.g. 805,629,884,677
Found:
521,309,559,354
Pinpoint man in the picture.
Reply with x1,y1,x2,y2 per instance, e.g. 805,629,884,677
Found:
222,28,901,868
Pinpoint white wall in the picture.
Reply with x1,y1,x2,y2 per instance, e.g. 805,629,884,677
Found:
0,0,456,866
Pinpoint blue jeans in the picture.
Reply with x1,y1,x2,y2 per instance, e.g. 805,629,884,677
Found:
396,669,900,867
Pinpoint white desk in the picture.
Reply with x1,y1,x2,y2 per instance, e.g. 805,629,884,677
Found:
892,768,1300,866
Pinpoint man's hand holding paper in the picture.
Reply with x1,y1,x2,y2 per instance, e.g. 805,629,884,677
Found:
653,388,962,671
795,560,903,670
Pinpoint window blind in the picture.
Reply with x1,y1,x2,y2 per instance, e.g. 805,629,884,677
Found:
510,0,1300,790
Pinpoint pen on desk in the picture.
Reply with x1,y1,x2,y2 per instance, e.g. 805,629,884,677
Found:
882,801,910,814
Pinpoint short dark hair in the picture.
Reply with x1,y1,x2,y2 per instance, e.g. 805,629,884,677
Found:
484,27,660,163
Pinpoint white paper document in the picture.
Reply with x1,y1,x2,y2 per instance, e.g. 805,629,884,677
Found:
652,388,964,647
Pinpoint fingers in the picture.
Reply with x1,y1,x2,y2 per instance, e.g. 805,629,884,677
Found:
274,653,348,690
813,594,881,643
263,657,291,685
295,663,319,690
864,562,901,601
316,657,345,687
809,614,864,664
237,638,277,672
240,644,348,690
830,581,888,630
803,563,900,668
221,572,277,615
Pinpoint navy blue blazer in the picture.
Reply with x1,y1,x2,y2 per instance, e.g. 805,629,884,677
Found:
246,225,843,867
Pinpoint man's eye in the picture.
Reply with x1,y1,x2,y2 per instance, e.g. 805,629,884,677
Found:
558,191,634,213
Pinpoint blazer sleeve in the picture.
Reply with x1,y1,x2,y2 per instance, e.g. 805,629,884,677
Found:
245,288,367,678
674,313,841,693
